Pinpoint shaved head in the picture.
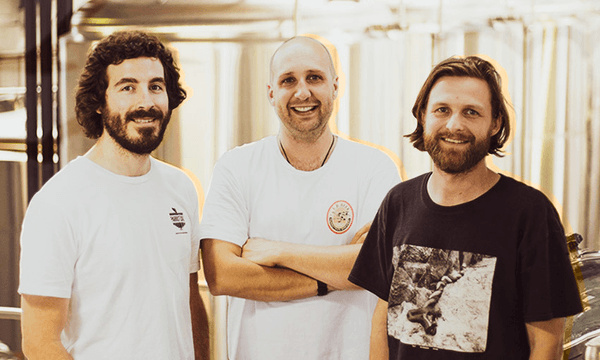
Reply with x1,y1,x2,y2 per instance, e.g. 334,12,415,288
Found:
269,36,336,83
267,35,339,142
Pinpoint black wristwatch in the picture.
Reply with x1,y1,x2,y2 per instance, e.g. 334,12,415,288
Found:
317,280,328,296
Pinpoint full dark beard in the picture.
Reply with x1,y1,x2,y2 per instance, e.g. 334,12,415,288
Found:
102,107,171,155
424,131,490,174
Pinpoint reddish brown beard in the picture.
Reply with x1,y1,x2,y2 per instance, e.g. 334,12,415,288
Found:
423,130,491,174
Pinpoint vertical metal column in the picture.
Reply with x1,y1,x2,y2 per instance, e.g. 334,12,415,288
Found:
40,0,55,184
25,0,39,202
25,0,71,201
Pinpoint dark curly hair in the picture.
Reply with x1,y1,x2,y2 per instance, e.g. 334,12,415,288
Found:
75,31,187,139
405,56,511,157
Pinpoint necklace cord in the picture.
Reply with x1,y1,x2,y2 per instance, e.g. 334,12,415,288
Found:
279,135,336,168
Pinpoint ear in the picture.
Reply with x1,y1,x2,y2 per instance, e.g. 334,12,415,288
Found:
491,116,502,137
333,76,339,99
266,83,275,106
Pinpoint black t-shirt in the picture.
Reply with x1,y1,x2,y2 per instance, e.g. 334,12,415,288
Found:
349,173,583,360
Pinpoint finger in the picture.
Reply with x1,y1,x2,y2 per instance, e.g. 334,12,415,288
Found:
350,221,372,244
355,232,368,244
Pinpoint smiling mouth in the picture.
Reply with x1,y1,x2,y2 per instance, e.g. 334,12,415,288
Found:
442,137,469,144
132,118,157,124
291,105,318,113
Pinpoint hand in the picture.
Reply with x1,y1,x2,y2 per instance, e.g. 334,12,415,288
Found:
350,221,372,244
242,237,286,267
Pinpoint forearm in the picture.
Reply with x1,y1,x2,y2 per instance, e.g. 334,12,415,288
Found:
22,340,73,360
211,257,317,301
274,242,363,290
21,295,72,360
202,239,318,302
240,222,373,291
370,298,389,360
526,318,566,360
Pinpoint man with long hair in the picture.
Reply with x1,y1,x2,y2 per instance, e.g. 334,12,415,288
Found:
350,56,582,360
19,31,208,359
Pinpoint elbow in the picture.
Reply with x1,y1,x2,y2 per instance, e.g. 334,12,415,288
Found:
21,322,37,358
206,282,227,297
201,239,245,297
204,269,233,297
21,338,33,359
337,279,362,291
21,336,43,359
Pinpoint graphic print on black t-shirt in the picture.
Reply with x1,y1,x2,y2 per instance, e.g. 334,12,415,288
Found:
388,244,496,353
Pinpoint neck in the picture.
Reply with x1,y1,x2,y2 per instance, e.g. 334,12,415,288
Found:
278,128,336,171
427,159,500,206
85,134,152,177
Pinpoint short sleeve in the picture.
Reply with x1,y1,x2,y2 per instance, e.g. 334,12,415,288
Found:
188,181,201,273
349,190,395,301
357,151,401,227
18,193,76,298
198,153,250,247
518,198,583,322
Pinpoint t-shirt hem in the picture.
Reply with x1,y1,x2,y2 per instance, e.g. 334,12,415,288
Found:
199,232,245,248
523,307,583,323
18,286,71,299
348,274,388,301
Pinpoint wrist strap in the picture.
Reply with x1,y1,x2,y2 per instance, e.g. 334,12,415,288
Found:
317,280,328,296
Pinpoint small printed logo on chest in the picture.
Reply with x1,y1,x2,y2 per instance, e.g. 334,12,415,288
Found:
327,200,354,234
169,208,188,234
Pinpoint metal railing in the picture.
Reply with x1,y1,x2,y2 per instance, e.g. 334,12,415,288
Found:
0,307,21,321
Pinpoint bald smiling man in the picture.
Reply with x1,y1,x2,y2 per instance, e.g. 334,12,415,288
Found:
199,36,401,360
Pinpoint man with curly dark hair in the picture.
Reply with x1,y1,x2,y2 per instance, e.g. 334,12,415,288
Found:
19,31,209,359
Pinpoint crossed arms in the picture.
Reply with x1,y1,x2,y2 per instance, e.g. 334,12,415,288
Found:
201,222,371,302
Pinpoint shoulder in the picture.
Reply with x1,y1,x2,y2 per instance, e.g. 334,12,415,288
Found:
31,157,91,200
151,157,194,184
339,137,391,159
26,157,94,217
380,173,428,207
337,137,399,172
150,158,200,201
217,136,274,167
496,174,555,209
390,173,427,195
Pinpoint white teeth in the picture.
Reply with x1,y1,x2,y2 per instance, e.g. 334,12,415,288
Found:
134,119,154,123
293,106,316,112
444,138,467,144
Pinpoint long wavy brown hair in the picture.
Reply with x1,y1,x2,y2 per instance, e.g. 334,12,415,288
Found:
406,56,511,157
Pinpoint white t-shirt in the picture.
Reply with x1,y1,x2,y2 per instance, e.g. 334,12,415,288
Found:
19,156,201,360
199,136,401,360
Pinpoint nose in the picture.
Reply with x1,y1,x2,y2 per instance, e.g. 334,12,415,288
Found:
445,113,465,132
136,88,154,109
294,79,310,101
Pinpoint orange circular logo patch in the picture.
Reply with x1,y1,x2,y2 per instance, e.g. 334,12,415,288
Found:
327,200,354,234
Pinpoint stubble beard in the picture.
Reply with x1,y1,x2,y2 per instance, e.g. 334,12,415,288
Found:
102,107,171,155
424,129,492,174
278,100,333,143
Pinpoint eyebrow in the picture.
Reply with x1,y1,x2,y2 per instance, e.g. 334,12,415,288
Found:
430,101,486,110
150,77,166,84
277,72,294,80
277,69,326,81
113,77,166,87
